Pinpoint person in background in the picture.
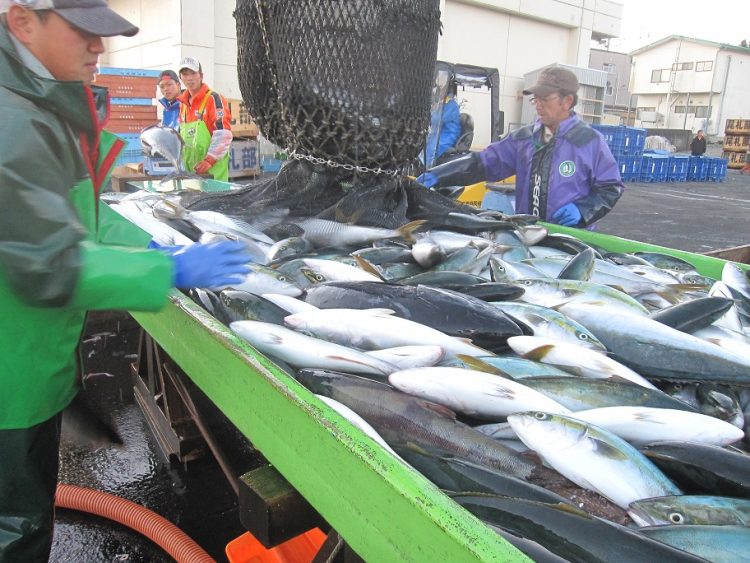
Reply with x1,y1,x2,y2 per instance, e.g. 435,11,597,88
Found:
157,69,181,129
177,56,232,181
418,66,623,229
424,86,461,166
690,129,707,156
0,2,252,560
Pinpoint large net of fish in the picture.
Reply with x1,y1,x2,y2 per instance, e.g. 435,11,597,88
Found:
184,0,478,229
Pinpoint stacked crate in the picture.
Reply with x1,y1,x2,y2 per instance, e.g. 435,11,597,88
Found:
722,118,750,169
94,67,161,167
592,125,646,181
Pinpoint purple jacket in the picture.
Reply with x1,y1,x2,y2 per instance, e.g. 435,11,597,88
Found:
479,113,623,227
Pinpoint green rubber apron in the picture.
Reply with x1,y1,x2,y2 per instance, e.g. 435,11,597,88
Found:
180,90,230,181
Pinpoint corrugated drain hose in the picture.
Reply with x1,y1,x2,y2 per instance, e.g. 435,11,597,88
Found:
56,483,215,562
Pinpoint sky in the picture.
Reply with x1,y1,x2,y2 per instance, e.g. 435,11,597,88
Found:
605,0,749,53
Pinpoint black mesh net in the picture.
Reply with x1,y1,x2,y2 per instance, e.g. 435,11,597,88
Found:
234,0,441,170
187,0,480,229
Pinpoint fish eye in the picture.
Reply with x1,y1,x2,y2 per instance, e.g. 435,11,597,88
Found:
534,412,547,420
668,512,684,524
521,280,532,286
577,333,590,341
277,275,288,282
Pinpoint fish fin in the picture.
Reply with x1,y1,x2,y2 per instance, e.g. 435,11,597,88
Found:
521,344,556,361
420,400,458,419
455,355,515,379
397,220,428,244
334,208,364,224
352,255,384,280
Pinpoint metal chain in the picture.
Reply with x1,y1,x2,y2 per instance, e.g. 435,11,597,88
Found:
287,150,400,177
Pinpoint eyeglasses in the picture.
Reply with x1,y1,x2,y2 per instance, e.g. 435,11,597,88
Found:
529,94,561,105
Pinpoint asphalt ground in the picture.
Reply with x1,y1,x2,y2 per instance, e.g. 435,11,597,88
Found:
597,166,750,253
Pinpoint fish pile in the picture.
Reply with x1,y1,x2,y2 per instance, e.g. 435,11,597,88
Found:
105,189,750,562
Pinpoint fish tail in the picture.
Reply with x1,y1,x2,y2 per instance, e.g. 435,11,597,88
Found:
398,220,428,244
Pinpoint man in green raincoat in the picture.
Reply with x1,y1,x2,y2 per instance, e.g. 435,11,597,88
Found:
0,2,252,560
177,56,233,181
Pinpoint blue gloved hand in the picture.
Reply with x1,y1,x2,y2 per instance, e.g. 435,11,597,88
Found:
416,172,438,188
171,241,252,289
552,203,583,227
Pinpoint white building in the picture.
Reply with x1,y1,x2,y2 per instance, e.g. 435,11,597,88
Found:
630,35,750,138
105,0,623,148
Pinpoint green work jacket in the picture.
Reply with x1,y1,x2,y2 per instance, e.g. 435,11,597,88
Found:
0,25,174,429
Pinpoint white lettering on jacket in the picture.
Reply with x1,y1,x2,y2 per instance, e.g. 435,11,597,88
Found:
532,173,541,217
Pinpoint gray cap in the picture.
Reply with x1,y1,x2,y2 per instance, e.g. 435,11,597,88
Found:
523,66,579,96
0,0,138,37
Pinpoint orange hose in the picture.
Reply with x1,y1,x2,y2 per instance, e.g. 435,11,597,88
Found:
55,483,215,563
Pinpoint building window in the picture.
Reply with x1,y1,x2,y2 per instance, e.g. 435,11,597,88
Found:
671,62,694,71
674,106,687,113
694,105,712,117
606,81,614,96
651,69,670,82
603,63,616,73
696,60,713,72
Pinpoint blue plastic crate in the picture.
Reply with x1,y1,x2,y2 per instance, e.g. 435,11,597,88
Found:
707,157,728,182
639,154,669,182
667,155,689,182
594,125,646,156
687,155,710,181
617,155,642,181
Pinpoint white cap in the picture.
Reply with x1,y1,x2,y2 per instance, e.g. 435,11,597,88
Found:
178,56,201,73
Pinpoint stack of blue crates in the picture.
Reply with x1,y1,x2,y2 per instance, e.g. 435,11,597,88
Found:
593,124,728,182
592,125,645,182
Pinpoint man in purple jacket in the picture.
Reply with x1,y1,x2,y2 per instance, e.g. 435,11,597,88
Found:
418,66,623,228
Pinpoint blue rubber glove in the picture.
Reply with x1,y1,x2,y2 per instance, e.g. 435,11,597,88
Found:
552,203,583,227
416,172,438,188
171,241,252,289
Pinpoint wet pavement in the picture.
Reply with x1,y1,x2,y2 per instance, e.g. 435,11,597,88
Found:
53,313,262,562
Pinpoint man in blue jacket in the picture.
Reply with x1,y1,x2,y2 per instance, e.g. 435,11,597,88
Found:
418,66,623,228
157,69,181,128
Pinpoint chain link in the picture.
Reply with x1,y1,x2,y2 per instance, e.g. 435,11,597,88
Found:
287,150,400,177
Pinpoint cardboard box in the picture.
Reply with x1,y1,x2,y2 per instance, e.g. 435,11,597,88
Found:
229,138,261,178
227,98,260,137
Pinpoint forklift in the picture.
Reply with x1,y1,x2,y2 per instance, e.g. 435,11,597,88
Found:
423,61,513,208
